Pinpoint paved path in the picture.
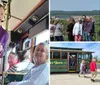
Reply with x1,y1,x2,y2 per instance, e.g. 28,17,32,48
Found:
51,69,100,85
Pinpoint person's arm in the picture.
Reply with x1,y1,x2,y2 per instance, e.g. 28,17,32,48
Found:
92,22,95,33
67,24,70,32
90,22,95,35
80,63,82,70
53,25,56,33
80,24,82,35
88,23,92,35
0,32,9,57
94,63,97,71
73,23,76,36
9,64,49,85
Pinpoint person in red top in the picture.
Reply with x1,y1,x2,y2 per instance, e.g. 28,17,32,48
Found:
90,58,97,82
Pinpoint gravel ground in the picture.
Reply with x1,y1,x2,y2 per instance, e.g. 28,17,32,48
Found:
50,69,100,85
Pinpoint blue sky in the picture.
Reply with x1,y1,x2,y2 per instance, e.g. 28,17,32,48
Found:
50,42,100,60
50,0,100,11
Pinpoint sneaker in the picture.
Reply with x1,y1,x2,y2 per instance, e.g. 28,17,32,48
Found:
91,79,95,82
93,79,95,82
91,79,93,82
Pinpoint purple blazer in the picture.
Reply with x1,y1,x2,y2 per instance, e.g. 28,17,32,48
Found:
0,26,9,58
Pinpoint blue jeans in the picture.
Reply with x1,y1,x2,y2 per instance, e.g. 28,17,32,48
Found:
83,32,92,41
83,32,88,41
88,35,92,41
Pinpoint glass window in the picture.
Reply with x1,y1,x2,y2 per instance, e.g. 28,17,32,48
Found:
85,54,89,59
78,53,82,63
89,54,92,61
62,52,67,59
82,54,85,59
83,54,89,59
78,53,82,59
53,51,60,59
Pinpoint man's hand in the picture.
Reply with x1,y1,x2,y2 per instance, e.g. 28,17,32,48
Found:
7,83,10,85
88,33,90,36
7,80,16,85
66,32,69,34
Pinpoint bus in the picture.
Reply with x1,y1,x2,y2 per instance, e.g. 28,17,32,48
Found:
0,0,49,85
50,47,94,72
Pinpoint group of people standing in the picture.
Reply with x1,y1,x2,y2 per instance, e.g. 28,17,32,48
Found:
67,15,95,41
50,15,95,41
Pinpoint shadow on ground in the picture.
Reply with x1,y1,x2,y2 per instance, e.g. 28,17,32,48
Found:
95,79,100,82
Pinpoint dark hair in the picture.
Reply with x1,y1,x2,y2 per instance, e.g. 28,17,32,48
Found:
10,52,15,54
0,4,5,10
50,20,54,24
82,15,86,18
17,50,27,61
69,17,75,24
9,42,16,48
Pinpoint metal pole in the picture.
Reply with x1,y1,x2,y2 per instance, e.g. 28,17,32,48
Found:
1,56,5,85
6,0,10,31
1,0,11,85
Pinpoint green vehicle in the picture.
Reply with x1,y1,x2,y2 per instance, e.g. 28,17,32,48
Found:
50,47,94,72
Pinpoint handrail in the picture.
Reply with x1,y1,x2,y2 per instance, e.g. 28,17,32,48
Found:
0,72,26,75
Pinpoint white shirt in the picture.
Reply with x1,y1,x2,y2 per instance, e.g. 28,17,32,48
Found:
73,22,82,35
80,63,83,70
54,23,63,36
15,59,34,72
10,63,49,85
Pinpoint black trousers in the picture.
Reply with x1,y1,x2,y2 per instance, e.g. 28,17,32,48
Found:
50,37,54,41
55,36,64,41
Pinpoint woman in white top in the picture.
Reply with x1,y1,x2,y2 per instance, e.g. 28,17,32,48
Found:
54,20,64,41
73,18,82,41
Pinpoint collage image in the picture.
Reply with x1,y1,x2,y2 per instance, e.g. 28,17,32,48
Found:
0,0,99,85
50,0,100,85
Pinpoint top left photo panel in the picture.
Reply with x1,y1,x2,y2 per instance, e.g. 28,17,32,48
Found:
0,0,49,85
50,0,100,42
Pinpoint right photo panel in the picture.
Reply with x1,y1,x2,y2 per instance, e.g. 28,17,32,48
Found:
50,0,100,85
